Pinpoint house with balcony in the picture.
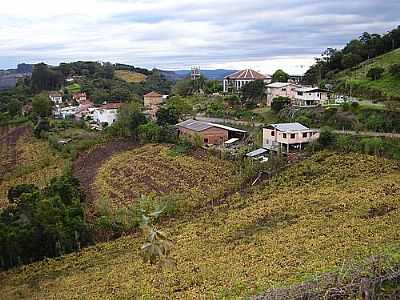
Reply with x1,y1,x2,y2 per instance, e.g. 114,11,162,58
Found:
294,87,330,107
262,123,319,153
223,69,271,93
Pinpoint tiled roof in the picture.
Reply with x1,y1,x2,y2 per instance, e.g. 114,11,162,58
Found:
224,69,266,80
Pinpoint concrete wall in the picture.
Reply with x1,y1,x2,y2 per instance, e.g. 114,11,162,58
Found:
263,128,320,148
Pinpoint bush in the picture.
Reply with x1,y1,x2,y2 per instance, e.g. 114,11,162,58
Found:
359,137,384,156
367,67,384,81
319,127,336,147
33,118,50,138
138,122,161,143
389,64,400,77
0,176,89,269
271,96,290,113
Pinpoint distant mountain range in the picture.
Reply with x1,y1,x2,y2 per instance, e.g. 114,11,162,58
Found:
0,63,33,90
159,69,237,81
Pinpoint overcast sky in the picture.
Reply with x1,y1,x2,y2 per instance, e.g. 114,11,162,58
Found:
0,0,399,74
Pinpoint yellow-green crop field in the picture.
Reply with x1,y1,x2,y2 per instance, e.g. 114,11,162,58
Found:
1,151,400,299
94,144,240,209
0,133,65,208
114,70,147,83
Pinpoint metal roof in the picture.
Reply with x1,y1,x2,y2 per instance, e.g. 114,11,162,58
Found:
246,148,268,157
296,87,329,93
266,82,293,88
268,122,310,132
176,119,247,133
224,138,240,144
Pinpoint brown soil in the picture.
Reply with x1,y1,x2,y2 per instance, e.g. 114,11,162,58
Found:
72,139,137,209
0,124,31,177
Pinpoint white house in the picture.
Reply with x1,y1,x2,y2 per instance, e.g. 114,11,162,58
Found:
60,106,79,119
92,102,121,125
49,92,62,104
294,87,330,107
263,123,319,153
223,69,271,93
265,82,299,106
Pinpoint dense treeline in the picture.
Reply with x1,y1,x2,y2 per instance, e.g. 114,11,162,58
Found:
0,176,89,270
304,26,400,84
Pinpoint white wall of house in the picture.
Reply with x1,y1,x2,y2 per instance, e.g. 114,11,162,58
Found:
92,108,118,125
294,91,329,107
262,128,319,151
50,95,62,104
60,106,79,119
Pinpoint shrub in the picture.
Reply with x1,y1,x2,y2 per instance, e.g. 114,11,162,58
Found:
271,96,290,113
138,122,161,143
367,67,384,81
318,127,336,147
389,64,400,77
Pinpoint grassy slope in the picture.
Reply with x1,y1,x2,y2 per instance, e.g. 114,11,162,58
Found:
0,133,65,208
115,70,147,83
335,48,400,99
1,151,400,299
94,144,240,209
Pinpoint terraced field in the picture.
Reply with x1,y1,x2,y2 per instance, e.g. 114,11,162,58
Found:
0,130,65,208
93,144,240,209
2,151,399,299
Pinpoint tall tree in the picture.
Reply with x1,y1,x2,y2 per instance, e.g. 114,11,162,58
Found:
272,69,289,82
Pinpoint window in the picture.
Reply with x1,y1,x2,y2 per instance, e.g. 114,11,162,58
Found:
204,138,209,144
282,88,286,91
303,132,307,138
297,91,303,96
271,131,275,136
290,134,295,139
283,133,287,138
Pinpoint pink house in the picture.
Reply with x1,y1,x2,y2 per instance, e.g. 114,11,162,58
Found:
266,82,299,106
263,123,319,153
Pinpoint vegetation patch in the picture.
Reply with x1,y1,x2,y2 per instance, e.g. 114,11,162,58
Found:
93,144,240,209
1,152,400,299
114,70,147,83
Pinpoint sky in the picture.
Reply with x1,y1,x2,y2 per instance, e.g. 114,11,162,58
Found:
0,0,399,74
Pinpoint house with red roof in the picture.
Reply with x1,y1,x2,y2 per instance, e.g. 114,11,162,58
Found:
143,91,167,120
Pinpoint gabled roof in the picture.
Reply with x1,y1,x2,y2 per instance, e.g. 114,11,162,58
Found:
224,69,266,80
267,122,310,132
144,91,162,97
176,119,247,133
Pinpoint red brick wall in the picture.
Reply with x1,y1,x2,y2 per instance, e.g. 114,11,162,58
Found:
178,126,228,145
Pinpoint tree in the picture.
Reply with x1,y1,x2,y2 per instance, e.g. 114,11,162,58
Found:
7,99,22,117
241,80,265,107
271,96,290,113
31,63,64,92
173,78,193,96
319,127,336,147
272,69,289,82
32,94,53,119
138,122,162,143
156,106,179,126
367,67,384,81
111,102,147,138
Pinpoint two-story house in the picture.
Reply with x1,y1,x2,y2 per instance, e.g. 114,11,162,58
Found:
223,69,271,93
294,87,330,107
265,82,299,106
49,92,63,104
263,123,319,153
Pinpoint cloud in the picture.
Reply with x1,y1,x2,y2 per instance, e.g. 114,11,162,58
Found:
0,0,399,73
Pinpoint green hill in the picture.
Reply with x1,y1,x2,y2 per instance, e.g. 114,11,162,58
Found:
1,149,400,299
335,48,400,100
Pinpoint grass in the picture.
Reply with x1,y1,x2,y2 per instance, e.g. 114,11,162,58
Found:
335,48,400,100
66,83,81,93
0,132,66,208
94,144,240,209
1,151,400,298
115,70,147,83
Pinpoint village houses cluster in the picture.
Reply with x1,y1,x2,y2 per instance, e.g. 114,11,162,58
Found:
49,67,326,159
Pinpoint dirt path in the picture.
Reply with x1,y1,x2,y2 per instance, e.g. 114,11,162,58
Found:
0,124,31,177
72,140,137,210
